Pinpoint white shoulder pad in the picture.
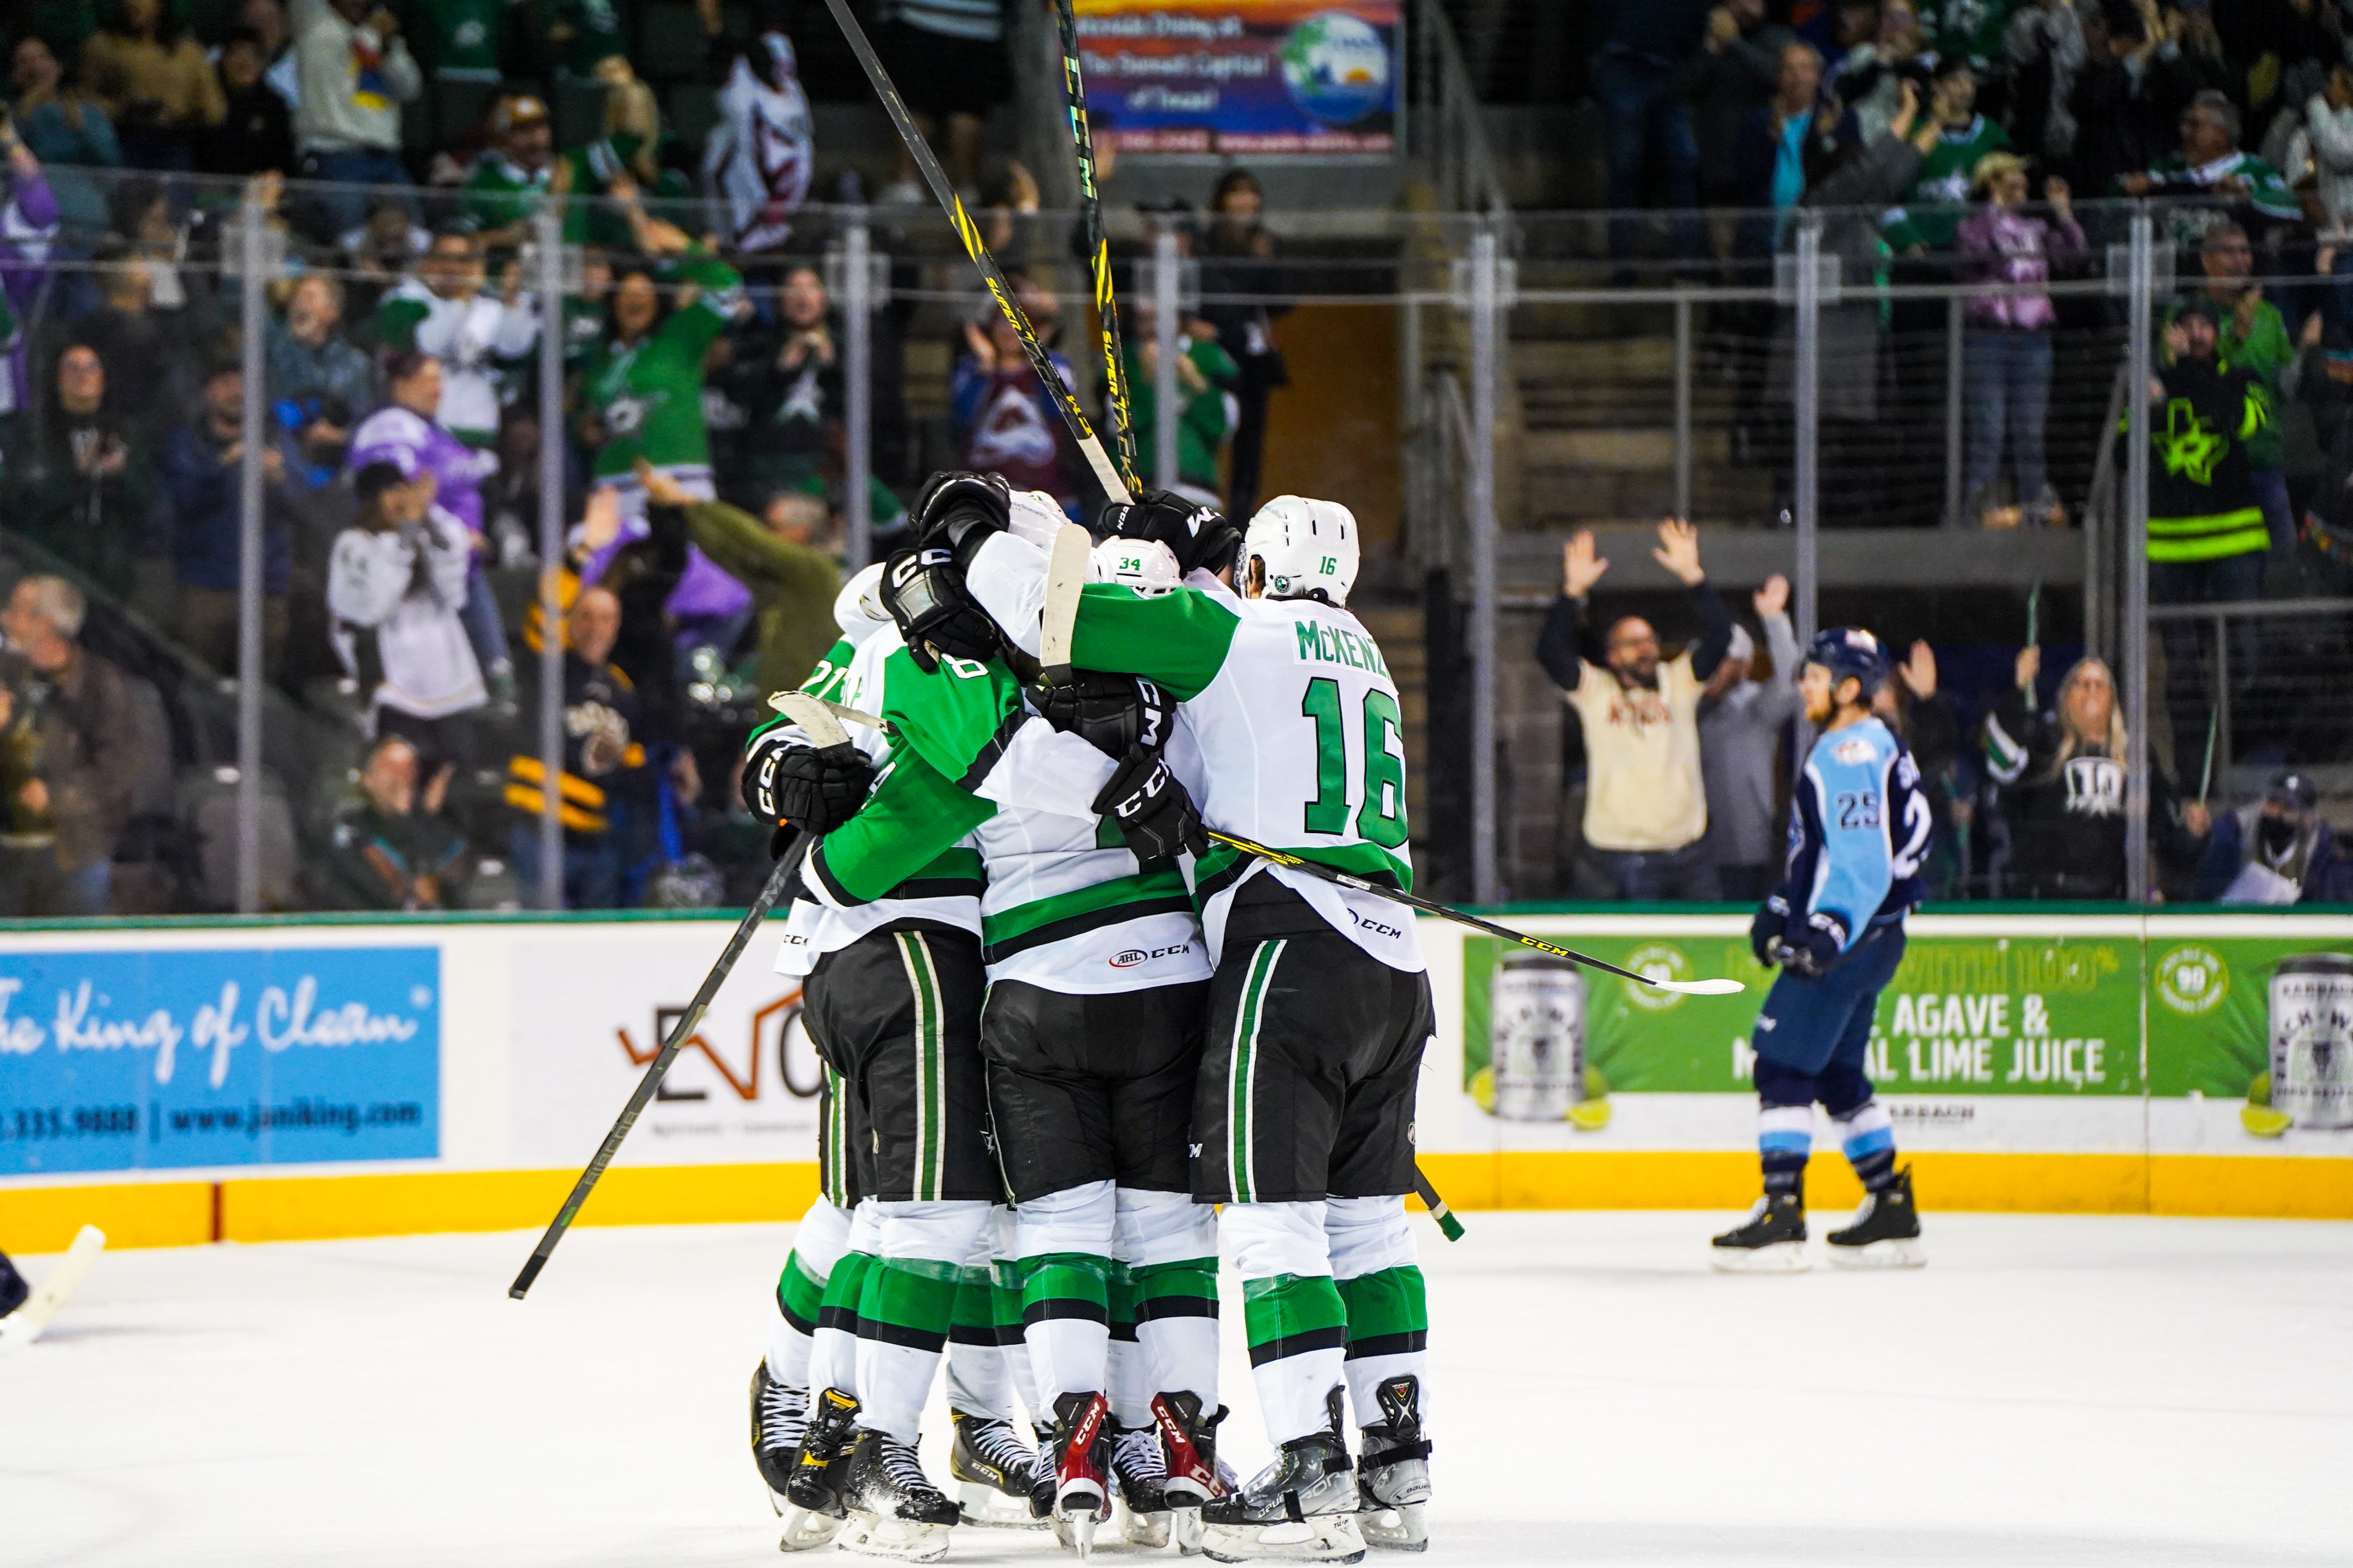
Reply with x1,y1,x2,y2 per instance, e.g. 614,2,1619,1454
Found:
834,562,891,646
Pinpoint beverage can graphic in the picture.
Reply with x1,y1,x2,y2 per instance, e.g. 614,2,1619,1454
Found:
2269,954,2353,1129
1487,951,1584,1121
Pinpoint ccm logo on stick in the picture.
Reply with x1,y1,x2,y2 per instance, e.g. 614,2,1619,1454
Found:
1110,944,1192,968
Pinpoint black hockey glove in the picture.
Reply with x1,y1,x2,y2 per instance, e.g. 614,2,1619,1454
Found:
881,543,1004,672
744,728,875,835
1092,745,1209,863
1749,895,1789,968
909,470,1012,554
1771,910,1847,979
1102,489,1240,577
1031,672,1174,758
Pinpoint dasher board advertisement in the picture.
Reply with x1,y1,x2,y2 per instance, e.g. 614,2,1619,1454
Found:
509,930,823,1167
1074,1,1399,155
0,945,440,1175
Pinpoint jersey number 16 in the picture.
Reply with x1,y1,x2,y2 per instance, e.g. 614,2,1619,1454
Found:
1301,676,1409,848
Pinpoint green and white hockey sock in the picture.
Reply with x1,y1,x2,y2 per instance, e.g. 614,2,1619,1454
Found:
1226,1202,1346,1444
855,1201,993,1443
1107,1262,1147,1427
810,1249,875,1402
995,1255,1042,1420
945,1261,1015,1419
1020,1252,1111,1416
1327,1196,1428,1427
767,1197,853,1389
1118,1188,1221,1413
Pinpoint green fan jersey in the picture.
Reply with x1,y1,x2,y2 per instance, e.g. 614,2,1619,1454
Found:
577,252,744,479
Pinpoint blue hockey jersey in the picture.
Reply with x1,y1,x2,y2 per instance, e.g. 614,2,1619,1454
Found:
1773,716,1930,952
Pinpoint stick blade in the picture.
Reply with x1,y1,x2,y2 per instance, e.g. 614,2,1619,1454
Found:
1651,977,1748,996
770,690,851,750
1039,522,1092,679
0,1225,106,1348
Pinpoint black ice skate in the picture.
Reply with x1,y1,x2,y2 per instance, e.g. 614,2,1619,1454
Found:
947,1411,1047,1529
1356,1376,1432,1553
755,1366,840,1551
1710,1193,1810,1273
1110,1421,1173,1549
786,1387,861,1515
1201,1390,1366,1564
1826,1167,1926,1268
836,1430,960,1562
1045,1390,1112,1558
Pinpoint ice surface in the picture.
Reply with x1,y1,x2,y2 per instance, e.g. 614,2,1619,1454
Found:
4,1210,2348,1567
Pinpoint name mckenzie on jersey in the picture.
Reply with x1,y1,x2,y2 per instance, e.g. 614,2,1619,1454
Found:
1296,618,1389,676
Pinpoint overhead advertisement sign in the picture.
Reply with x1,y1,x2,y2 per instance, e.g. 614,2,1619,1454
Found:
1074,0,1399,155
0,946,440,1175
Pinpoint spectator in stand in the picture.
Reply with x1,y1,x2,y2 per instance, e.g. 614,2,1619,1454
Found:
543,0,628,82
2194,223,2299,564
291,0,422,237
2303,65,2353,237
1197,168,1292,517
953,268,1081,515
721,261,842,503
1732,41,1830,262
1123,297,1238,509
640,459,840,698
155,360,297,676
1827,0,1932,146
266,272,374,413
1873,638,1966,898
2197,770,2353,904
2,342,158,604
556,60,690,253
339,195,430,315
1985,643,2207,900
698,0,812,255
0,122,59,425
505,583,647,909
196,27,297,178
373,223,537,449
2066,0,2194,204
1696,572,1800,901
2120,89,2302,240
2003,0,2088,170
572,188,749,659
459,95,558,252
10,36,120,236
68,251,197,432
328,461,485,768
323,732,467,909
1593,0,1710,266
870,0,1003,200
239,0,303,111
349,350,508,695
1537,519,1734,900
1956,152,2083,528
0,576,139,917
1882,58,2010,254
405,0,505,87
1691,0,1800,216
79,0,225,173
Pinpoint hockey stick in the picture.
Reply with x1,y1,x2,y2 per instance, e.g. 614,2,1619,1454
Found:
509,700,849,1299
1049,0,1139,495
1205,829,1747,996
0,1225,106,1349
817,0,1132,507
1040,522,1093,684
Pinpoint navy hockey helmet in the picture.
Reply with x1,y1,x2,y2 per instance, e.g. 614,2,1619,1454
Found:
1803,626,1891,699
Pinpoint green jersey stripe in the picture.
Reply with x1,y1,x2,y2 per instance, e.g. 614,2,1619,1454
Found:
1229,939,1285,1202
895,932,947,1201
979,866,1192,945
981,895,1198,963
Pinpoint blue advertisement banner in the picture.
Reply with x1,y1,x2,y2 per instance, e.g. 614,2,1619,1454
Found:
0,946,440,1175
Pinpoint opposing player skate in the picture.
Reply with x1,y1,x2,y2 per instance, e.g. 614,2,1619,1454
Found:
947,1411,1048,1529
1826,1167,1926,1268
1045,1390,1111,1557
1355,1375,1432,1553
1153,1390,1230,1553
1109,1422,1172,1549
836,1430,960,1562
1200,1393,1366,1564
1710,1194,1810,1272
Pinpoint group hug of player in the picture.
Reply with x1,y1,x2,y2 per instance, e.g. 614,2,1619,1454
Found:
731,472,1435,1564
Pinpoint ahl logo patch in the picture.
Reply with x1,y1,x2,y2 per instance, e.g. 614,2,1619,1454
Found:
1111,950,1148,968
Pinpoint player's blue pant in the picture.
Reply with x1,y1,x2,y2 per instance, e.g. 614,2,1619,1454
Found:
1749,922,1906,1198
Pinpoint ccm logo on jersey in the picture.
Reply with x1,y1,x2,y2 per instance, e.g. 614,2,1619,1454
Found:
1347,908,1404,940
1110,943,1193,968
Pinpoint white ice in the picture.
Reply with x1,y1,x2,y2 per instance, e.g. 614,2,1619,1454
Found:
4,1211,2348,1567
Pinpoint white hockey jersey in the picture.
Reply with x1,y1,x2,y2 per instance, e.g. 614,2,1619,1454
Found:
703,36,814,254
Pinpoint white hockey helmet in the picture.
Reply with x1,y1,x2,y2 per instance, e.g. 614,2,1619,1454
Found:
1243,495,1359,606
1006,487,1074,550
833,562,892,646
1089,536,1183,597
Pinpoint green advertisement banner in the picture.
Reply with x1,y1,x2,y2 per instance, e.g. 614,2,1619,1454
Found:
1462,932,2146,1123
2146,935,2353,1137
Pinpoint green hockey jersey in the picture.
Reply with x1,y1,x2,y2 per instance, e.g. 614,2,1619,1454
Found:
576,252,744,480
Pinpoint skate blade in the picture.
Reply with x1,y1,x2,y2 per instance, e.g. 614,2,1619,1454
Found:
1201,1513,1367,1564
1826,1236,1927,1269
1710,1241,1810,1273
1116,1498,1172,1550
1052,1508,1100,1559
957,1481,1050,1529
1358,1502,1428,1553
836,1512,950,1563
775,1504,843,1553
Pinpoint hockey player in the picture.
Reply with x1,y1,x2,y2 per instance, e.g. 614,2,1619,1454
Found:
1713,628,1932,1273
0,1246,26,1320
951,490,1438,1561
796,478,1229,1554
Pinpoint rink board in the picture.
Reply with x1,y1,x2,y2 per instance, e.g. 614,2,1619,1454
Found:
2,910,2349,1247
